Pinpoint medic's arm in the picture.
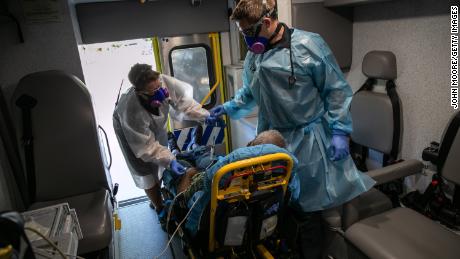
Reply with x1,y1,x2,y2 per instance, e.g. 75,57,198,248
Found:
223,56,257,119
118,100,174,168
310,34,353,134
164,75,210,122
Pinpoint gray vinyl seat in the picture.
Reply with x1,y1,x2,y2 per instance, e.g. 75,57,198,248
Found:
344,50,420,226
345,111,460,259
323,51,424,258
11,71,114,255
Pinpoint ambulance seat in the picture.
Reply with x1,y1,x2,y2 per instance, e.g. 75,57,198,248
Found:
345,111,460,259
323,51,423,258
11,71,114,255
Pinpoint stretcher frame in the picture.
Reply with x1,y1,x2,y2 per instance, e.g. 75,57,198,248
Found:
208,152,294,258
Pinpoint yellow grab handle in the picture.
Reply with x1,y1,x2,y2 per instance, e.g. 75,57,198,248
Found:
200,33,222,106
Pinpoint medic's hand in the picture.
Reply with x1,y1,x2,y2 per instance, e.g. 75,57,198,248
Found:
329,130,350,161
205,115,226,127
209,105,226,117
170,160,186,176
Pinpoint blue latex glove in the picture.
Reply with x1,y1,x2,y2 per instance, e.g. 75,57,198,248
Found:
205,115,226,127
209,105,226,117
169,160,186,176
329,130,350,161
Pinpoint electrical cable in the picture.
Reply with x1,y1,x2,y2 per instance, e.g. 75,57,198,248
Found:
24,227,66,259
154,195,201,259
165,190,185,233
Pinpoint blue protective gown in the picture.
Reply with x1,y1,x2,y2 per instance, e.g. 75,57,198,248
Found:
223,29,375,212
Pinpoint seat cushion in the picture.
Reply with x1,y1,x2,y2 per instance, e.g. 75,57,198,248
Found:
342,188,392,229
346,207,460,259
29,189,113,254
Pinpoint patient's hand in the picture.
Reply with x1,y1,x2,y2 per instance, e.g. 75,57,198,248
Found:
177,167,199,194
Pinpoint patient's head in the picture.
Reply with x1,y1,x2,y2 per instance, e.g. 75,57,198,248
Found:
247,130,286,148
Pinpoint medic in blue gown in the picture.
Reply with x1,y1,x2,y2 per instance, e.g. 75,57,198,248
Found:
206,1,375,257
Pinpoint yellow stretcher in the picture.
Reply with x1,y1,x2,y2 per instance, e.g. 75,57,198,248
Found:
173,152,294,258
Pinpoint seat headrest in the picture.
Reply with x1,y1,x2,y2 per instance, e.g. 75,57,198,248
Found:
362,51,397,80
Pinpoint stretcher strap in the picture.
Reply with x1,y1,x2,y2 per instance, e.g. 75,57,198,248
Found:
385,80,401,165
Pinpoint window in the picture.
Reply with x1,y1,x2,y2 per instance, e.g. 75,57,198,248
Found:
170,45,215,107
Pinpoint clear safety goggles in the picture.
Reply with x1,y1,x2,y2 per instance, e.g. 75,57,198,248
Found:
237,8,276,37
238,18,263,37
141,78,163,95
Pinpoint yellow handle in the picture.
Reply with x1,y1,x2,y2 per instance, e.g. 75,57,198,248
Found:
257,244,275,259
208,153,294,252
200,33,222,106
113,213,122,231
0,245,13,259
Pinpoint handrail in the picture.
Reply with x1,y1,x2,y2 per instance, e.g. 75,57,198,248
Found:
152,36,172,131
200,33,222,106
98,125,112,170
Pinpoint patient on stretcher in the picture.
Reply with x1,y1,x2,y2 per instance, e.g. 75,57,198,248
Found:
161,129,300,237
163,129,292,201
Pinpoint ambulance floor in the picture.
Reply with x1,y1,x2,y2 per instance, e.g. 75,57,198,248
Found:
118,199,187,259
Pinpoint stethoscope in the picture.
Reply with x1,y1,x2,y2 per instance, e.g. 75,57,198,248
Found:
287,26,297,86
250,23,297,87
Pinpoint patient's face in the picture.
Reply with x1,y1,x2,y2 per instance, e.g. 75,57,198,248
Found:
177,167,199,194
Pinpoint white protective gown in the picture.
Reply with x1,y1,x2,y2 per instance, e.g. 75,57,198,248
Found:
113,74,209,189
